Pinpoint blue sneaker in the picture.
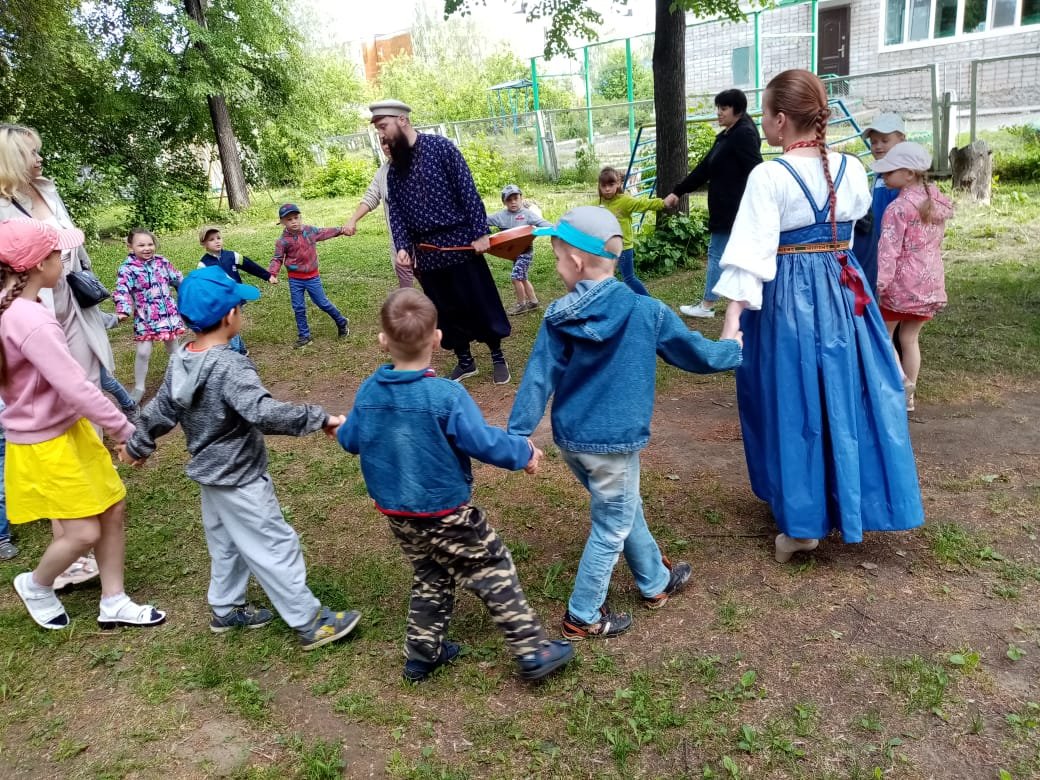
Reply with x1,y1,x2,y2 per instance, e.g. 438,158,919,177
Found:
516,640,575,681
210,604,274,633
403,641,461,683
297,607,361,651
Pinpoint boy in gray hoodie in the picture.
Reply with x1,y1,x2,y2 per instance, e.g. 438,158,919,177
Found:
119,265,360,650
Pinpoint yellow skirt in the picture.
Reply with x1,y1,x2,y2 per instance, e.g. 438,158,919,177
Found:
5,418,126,524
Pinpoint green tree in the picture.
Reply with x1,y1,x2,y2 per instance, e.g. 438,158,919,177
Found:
595,47,653,103
444,0,753,201
1,0,364,225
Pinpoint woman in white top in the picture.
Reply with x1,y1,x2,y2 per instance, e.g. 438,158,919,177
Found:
0,123,114,588
716,70,924,562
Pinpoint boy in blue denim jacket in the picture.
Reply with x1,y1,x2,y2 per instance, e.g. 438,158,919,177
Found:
337,288,574,683
508,207,743,640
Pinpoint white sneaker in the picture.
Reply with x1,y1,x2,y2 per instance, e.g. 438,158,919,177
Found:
679,303,716,318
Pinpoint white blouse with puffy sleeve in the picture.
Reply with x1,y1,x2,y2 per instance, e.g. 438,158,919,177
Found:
713,153,871,310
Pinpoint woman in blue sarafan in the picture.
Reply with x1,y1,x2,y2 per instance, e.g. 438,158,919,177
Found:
716,70,925,563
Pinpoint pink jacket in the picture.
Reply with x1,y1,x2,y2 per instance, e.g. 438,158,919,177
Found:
0,297,135,444
876,184,952,315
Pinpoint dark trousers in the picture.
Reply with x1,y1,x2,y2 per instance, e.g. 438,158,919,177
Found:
387,506,544,662
417,256,510,355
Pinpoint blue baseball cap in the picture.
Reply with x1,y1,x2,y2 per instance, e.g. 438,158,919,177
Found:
278,203,301,220
532,206,622,260
178,265,261,331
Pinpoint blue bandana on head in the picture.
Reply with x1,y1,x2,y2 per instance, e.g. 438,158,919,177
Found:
533,206,622,260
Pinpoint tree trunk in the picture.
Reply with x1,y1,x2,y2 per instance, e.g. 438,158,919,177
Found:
207,94,250,210
184,0,249,210
652,0,687,207
949,140,992,204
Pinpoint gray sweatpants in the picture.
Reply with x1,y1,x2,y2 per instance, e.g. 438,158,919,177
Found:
199,475,320,629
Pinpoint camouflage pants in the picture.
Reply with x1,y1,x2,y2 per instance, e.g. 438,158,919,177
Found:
388,505,545,663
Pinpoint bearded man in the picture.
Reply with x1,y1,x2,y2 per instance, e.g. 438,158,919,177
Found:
371,99,511,384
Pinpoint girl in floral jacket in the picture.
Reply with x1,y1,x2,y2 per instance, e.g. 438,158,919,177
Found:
872,142,953,412
113,229,185,402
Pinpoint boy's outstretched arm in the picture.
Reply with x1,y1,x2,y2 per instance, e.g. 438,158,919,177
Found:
124,378,183,462
224,364,329,436
447,391,533,471
506,324,564,437
655,304,743,374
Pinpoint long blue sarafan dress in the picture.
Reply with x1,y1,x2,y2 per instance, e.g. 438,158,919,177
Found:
714,153,924,543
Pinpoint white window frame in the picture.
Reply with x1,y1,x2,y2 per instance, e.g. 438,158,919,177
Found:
879,0,1040,50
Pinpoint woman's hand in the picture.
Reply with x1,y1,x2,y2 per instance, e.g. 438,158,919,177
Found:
396,249,413,269
721,300,748,343
663,193,680,210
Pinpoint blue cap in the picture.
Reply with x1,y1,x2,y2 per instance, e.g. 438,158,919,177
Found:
178,265,261,331
278,203,301,220
532,206,622,260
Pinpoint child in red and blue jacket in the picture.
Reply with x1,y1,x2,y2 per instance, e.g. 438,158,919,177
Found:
268,204,349,349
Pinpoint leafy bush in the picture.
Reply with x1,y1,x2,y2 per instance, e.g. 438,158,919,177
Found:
459,138,528,196
993,125,1040,183
634,209,710,278
687,122,717,165
127,149,211,234
301,156,376,199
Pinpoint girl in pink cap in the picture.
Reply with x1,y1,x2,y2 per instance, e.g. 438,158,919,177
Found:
0,218,165,631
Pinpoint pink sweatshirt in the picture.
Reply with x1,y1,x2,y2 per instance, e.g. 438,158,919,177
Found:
876,184,953,316
0,297,135,444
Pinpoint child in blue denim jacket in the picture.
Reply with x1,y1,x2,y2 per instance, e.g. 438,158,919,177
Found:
337,288,574,683
508,207,743,640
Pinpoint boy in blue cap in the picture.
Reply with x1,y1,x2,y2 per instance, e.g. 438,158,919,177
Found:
269,203,349,349
119,265,361,650
508,207,743,640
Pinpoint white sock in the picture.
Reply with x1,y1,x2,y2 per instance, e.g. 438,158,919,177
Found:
101,592,128,609
29,573,54,593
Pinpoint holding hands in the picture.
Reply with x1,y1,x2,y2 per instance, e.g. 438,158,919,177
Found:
323,414,346,437
116,443,145,467
663,193,680,210
341,221,358,237
524,440,544,475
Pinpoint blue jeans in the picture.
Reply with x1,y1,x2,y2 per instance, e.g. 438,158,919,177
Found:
618,249,650,297
561,449,669,623
229,334,247,355
0,428,9,541
289,276,347,340
702,232,731,303
100,366,135,411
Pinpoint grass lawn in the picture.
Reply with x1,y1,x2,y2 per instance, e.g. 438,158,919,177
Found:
0,181,1039,779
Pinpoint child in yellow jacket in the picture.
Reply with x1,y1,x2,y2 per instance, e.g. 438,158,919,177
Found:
595,166,667,296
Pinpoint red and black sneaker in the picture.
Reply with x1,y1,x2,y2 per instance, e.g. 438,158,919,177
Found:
561,606,633,641
643,556,693,610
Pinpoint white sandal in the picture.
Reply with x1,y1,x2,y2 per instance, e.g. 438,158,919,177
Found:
97,595,166,629
53,555,100,590
13,572,70,630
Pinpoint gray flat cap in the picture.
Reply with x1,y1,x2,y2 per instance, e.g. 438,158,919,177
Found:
369,99,412,120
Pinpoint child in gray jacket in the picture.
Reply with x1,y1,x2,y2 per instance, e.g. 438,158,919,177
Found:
120,265,360,650
488,184,551,315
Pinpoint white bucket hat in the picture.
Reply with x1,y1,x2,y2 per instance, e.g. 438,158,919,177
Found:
870,141,932,173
